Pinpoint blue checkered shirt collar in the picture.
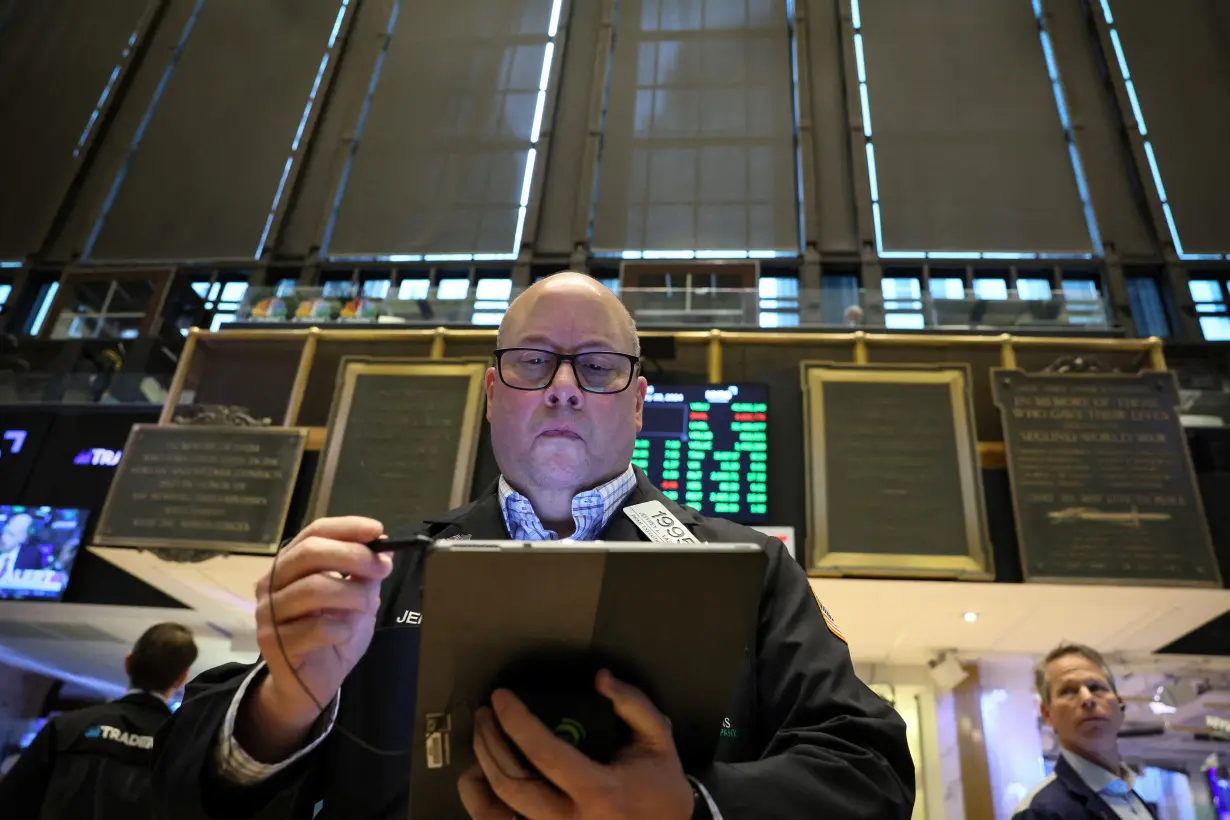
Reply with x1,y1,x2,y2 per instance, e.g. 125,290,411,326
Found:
498,466,637,541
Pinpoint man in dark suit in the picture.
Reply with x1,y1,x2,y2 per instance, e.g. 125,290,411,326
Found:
0,512,46,577
0,622,199,819
150,272,915,820
1012,642,1155,820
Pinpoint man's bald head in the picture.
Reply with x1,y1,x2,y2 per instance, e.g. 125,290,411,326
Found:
496,272,640,357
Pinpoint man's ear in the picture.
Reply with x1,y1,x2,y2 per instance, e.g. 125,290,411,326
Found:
634,375,647,432
484,367,496,422
123,653,132,679
1039,698,1052,726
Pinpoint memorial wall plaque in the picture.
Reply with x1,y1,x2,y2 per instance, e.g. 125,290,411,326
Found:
94,425,307,553
802,363,993,579
993,370,1220,586
308,361,487,527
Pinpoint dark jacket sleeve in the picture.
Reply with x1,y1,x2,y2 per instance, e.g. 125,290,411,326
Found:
149,662,312,820
149,540,422,820
698,542,916,818
0,718,56,820
1011,807,1062,820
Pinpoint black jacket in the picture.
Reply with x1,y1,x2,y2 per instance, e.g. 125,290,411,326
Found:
2,542,46,571
151,469,915,819
1012,755,1158,820
0,691,172,820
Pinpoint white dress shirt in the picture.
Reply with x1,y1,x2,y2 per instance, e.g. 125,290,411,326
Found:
1062,750,1154,820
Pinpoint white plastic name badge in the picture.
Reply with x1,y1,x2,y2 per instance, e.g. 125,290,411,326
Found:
623,500,698,544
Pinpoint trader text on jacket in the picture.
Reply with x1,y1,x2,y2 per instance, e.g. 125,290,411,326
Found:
150,272,915,820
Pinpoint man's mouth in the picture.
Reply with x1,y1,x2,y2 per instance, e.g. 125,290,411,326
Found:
540,428,582,439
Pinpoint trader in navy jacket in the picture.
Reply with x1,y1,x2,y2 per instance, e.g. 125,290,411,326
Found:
1,622,198,820
1013,642,1156,820
150,272,914,819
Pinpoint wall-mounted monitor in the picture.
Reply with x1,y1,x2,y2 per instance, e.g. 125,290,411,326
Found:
0,506,89,601
632,384,768,523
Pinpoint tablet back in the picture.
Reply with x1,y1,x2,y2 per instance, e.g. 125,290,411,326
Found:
407,542,766,819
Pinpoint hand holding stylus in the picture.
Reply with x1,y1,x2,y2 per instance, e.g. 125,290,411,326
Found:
236,516,393,763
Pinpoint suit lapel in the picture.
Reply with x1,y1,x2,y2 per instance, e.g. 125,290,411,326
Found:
1053,756,1121,820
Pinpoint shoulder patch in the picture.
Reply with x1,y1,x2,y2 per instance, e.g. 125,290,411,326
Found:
812,588,847,644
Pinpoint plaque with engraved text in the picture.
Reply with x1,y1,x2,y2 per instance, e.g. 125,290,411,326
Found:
993,370,1220,586
308,361,487,527
802,363,993,578
94,426,306,553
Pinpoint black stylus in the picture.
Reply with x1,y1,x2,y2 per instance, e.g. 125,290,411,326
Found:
366,534,434,553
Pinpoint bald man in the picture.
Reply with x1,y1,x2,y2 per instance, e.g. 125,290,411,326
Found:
151,273,913,820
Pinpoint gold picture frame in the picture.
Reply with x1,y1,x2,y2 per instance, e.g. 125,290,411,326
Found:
801,362,993,579
93,424,307,554
306,359,488,522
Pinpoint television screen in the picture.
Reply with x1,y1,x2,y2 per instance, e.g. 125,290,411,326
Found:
0,506,89,601
632,383,768,523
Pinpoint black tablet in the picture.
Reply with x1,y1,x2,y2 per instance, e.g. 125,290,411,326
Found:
407,541,766,819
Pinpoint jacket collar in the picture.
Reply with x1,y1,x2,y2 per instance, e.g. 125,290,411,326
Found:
425,466,705,542
1061,749,1137,794
116,690,173,716
1052,754,1140,820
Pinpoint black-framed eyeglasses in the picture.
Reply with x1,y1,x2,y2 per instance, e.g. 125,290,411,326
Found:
494,347,640,394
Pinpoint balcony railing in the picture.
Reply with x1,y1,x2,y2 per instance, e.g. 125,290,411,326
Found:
0,369,171,405
231,285,1115,333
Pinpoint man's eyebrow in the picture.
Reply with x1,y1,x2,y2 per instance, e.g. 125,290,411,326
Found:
512,335,622,350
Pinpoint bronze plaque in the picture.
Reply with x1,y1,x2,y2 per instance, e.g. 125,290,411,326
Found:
993,370,1220,586
94,425,306,553
308,361,487,528
802,363,993,579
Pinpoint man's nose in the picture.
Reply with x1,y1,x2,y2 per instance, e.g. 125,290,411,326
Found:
545,361,584,407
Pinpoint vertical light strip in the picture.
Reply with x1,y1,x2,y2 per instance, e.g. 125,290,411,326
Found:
786,0,806,251
29,282,59,336
853,0,1101,260
512,0,566,257
319,0,403,257
81,0,206,260
74,30,141,157
254,0,350,259
849,0,883,253
1099,1,1224,260
1032,0,1103,255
